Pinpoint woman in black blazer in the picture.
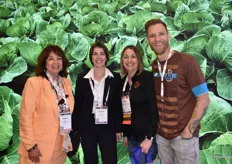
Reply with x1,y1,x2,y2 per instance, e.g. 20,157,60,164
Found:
120,45,159,163
71,42,122,164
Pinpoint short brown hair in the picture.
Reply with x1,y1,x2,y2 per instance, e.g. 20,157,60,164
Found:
145,18,168,34
35,45,69,77
120,45,144,77
89,42,109,65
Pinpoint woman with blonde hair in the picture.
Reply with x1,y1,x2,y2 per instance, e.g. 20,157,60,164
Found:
120,45,159,164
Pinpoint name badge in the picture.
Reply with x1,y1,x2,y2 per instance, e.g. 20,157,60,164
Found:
95,105,108,124
121,95,132,114
59,112,72,132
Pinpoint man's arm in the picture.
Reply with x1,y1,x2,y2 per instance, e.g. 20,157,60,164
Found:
181,92,210,138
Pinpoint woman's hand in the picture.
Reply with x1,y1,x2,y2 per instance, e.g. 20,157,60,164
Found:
140,138,152,154
123,137,128,148
116,133,122,142
28,147,42,163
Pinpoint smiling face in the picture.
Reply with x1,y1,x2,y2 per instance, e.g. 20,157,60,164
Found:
146,23,170,56
45,51,63,77
122,48,139,74
91,47,107,68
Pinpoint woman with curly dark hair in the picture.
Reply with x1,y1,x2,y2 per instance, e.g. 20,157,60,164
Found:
18,45,74,164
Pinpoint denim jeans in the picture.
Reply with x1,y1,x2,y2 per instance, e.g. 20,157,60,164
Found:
128,136,158,164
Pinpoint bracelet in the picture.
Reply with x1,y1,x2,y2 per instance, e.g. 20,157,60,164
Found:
27,144,37,152
146,136,154,142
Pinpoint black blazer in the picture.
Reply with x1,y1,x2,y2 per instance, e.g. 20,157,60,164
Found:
121,70,159,139
72,70,123,133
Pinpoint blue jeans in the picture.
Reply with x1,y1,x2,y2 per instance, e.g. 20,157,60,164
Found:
128,136,158,164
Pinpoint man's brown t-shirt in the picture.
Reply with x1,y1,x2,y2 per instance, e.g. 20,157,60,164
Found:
152,51,208,139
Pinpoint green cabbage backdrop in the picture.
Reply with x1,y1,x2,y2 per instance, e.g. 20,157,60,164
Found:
0,0,232,164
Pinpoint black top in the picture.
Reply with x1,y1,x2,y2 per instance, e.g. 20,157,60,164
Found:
72,70,123,133
121,70,158,139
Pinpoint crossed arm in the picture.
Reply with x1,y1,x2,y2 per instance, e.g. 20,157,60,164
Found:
181,92,210,139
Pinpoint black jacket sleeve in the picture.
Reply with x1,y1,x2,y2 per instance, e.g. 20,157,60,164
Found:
113,73,123,133
69,73,84,157
121,75,130,137
145,71,159,138
72,73,84,132
122,124,130,137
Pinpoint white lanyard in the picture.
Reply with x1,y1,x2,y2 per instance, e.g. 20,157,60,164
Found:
157,49,172,102
122,75,132,114
89,78,110,105
122,75,132,93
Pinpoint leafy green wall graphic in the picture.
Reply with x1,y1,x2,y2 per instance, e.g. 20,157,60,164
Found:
0,0,232,163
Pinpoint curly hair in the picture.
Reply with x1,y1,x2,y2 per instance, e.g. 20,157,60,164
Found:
35,45,69,77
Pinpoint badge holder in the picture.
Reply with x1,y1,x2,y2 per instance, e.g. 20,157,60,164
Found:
95,105,108,124
89,78,110,125
59,103,72,132
122,77,133,125
121,95,132,114
121,93,132,125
